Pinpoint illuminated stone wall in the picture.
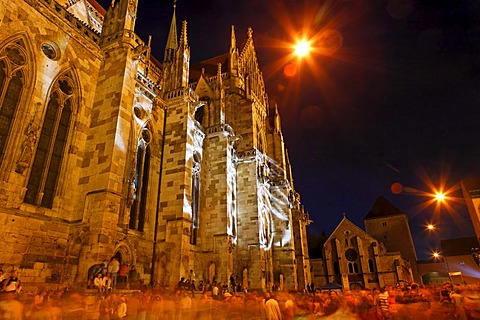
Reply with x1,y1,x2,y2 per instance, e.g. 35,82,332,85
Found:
364,214,420,282
321,217,413,290
0,0,311,291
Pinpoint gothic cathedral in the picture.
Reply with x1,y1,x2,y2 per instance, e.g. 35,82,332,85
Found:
0,0,311,291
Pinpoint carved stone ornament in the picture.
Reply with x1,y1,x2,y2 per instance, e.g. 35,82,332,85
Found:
15,121,38,174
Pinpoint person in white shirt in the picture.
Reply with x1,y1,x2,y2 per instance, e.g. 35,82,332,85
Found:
102,274,112,294
117,296,127,319
107,257,120,290
264,293,282,320
94,274,104,295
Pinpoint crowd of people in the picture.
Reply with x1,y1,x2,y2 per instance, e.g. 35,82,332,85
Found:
87,258,141,294
1,279,480,319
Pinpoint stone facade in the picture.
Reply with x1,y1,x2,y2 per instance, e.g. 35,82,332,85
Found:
0,0,311,291
312,217,413,290
363,196,420,282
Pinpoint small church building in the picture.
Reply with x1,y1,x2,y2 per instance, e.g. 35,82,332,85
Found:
311,196,416,290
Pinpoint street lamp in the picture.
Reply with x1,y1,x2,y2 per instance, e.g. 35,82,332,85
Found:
294,40,311,57
435,192,446,202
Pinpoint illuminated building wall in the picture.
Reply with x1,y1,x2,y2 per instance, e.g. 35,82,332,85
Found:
0,0,310,291
364,196,419,282
321,217,413,290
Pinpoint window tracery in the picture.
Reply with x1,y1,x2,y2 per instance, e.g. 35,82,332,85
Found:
0,39,28,166
129,127,151,231
190,152,201,245
25,70,77,208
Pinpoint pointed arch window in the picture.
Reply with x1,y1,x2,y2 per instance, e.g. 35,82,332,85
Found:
25,71,76,208
129,128,151,232
348,262,359,274
368,259,375,273
333,261,340,275
0,39,28,165
190,153,201,245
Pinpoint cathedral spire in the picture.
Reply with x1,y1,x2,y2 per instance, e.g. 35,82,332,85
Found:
180,20,188,48
229,25,238,77
230,25,236,53
164,0,178,62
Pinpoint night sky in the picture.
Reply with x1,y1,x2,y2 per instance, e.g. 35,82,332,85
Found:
98,0,480,259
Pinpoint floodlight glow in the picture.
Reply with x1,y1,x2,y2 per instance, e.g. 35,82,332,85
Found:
294,40,311,57
435,192,445,201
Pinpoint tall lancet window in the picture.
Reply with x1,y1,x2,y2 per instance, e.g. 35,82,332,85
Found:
0,39,28,165
25,71,76,208
129,128,151,232
190,153,201,245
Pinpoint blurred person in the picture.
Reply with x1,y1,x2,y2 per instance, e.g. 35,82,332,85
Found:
100,260,108,276
357,290,374,320
311,291,324,317
128,265,139,289
0,291,24,320
211,282,219,300
188,269,195,282
28,290,43,319
162,293,176,320
61,291,85,320
450,288,467,320
282,293,295,320
32,289,46,311
102,273,112,294
94,273,104,295
52,290,64,308
3,270,21,294
0,269,6,290
264,292,282,320
196,291,213,320
180,290,193,320
323,291,340,316
118,264,128,289
377,287,391,320
138,290,150,320
117,295,127,319
99,294,113,320
107,257,120,290
35,298,62,320
125,292,140,320
148,294,164,320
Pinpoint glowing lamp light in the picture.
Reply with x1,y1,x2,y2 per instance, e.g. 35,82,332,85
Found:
294,40,311,57
435,192,445,202
433,252,440,259
427,224,435,231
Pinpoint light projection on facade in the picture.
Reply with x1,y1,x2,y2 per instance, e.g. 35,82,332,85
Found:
256,152,294,250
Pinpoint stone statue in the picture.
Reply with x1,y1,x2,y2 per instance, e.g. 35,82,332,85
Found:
126,178,136,207
15,124,37,174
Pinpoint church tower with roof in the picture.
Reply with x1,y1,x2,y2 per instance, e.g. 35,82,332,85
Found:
364,196,419,282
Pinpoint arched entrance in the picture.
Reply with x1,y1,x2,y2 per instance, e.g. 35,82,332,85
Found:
208,263,216,284
243,268,248,290
113,243,134,266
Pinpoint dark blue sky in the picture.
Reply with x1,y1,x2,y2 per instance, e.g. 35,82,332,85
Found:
99,0,480,259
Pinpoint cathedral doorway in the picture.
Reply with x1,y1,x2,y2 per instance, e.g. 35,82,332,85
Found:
208,263,215,284
243,268,248,290
114,243,133,266
350,282,363,290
